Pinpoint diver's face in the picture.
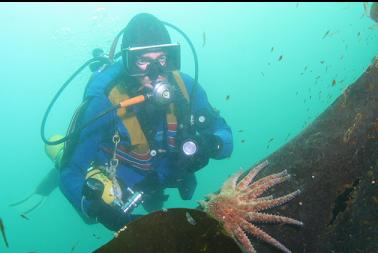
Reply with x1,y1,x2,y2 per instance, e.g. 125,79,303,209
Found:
136,51,167,89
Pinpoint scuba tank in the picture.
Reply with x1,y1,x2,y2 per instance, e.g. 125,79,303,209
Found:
45,134,65,168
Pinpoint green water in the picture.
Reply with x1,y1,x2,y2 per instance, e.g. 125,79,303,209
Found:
0,2,377,253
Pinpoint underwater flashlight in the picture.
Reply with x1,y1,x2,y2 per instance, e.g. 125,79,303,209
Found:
181,139,198,157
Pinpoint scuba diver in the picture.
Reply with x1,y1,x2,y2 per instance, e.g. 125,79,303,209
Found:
38,13,233,231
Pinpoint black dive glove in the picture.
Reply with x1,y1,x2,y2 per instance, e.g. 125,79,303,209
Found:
180,133,223,173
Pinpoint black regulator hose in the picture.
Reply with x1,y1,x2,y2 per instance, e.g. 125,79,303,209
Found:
162,21,199,112
41,56,111,146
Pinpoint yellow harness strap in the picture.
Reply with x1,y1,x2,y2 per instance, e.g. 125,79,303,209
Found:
107,72,189,155
172,70,189,101
108,85,149,153
166,71,189,125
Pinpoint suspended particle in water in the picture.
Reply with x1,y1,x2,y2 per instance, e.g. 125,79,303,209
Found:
202,32,207,47
322,30,330,39
20,214,29,220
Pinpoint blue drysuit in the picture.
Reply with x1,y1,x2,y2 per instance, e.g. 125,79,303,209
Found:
59,61,233,231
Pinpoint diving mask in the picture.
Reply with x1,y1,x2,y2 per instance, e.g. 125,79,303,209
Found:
123,43,181,77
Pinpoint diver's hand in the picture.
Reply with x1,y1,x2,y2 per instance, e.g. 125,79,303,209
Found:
82,177,105,201
81,196,141,231
81,168,115,220
200,133,223,158
184,133,222,173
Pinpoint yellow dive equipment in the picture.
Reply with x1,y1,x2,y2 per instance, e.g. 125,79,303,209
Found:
85,167,119,205
45,134,65,168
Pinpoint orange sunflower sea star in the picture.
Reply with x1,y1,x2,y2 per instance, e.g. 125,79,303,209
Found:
200,160,303,253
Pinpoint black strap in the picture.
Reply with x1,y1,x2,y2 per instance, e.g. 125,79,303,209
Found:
169,73,194,147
